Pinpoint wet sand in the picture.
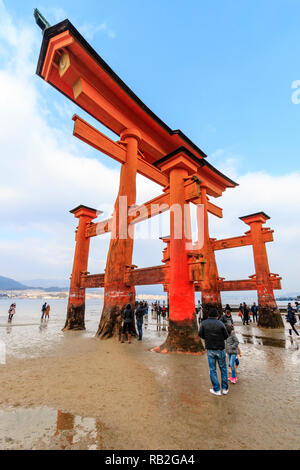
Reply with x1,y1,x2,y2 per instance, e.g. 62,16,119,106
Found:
0,317,299,450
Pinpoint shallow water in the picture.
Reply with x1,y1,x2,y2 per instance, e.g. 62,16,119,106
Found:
0,407,106,450
0,298,102,360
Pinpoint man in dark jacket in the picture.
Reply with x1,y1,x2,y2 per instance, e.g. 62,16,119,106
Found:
251,302,259,323
135,303,145,341
242,303,250,325
199,308,229,396
121,304,134,344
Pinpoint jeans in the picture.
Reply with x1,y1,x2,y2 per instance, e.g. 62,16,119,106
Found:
137,321,143,340
227,353,237,378
207,349,228,392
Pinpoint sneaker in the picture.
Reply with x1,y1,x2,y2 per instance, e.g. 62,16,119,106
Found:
210,389,222,396
222,388,229,395
232,377,237,384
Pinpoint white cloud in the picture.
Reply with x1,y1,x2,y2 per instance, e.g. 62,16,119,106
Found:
79,21,116,41
210,171,300,292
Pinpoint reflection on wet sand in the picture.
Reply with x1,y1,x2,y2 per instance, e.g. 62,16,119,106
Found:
0,407,106,450
239,333,299,350
55,411,75,449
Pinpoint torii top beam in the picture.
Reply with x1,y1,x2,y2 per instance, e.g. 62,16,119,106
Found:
36,19,237,196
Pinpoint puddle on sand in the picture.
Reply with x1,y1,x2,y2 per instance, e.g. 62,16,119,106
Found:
240,333,299,349
0,407,106,450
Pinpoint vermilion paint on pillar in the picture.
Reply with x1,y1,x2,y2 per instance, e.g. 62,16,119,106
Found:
240,213,283,328
96,129,141,338
154,149,204,353
65,205,100,330
198,185,222,319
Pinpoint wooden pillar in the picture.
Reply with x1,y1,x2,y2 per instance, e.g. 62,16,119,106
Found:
96,128,141,339
240,212,283,328
198,185,222,319
154,152,204,353
64,205,99,330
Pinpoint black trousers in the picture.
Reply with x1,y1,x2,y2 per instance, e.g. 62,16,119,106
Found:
252,313,258,322
289,324,299,336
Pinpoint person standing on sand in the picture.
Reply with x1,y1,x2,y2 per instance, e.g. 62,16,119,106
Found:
242,302,250,325
286,303,299,337
135,302,145,341
225,325,241,384
220,306,234,329
121,304,134,344
45,304,50,320
251,302,258,323
156,303,161,324
8,303,16,322
238,303,243,321
199,308,229,396
295,302,300,323
41,302,47,321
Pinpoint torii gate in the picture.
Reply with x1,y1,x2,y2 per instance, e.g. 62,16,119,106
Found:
35,19,283,353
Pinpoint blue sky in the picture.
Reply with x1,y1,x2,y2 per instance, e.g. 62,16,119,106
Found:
9,0,300,174
0,0,299,292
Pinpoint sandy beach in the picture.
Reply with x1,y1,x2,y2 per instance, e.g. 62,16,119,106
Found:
0,306,299,450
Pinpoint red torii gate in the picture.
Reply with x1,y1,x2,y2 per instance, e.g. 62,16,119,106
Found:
36,19,283,353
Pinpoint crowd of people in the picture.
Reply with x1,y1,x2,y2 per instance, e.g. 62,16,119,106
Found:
6,302,51,323
121,301,149,343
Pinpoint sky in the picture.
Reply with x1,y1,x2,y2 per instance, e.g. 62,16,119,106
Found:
0,0,299,293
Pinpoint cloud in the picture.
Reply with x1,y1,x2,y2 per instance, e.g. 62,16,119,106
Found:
208,148,242,181
79,21,116,41
210,171,300,292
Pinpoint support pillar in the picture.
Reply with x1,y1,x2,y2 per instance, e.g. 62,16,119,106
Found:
64,205,99,330
154,151,204,353
240,212,283,328
96,128,141,339
199,186,222,319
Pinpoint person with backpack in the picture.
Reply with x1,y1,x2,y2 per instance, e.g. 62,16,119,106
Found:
121,304,134,344
286,303,299,337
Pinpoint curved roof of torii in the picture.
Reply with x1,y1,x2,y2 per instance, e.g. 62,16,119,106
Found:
36,19,238,194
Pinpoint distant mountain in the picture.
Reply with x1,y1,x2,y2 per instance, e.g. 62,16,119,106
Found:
21,279,68,289
0,276,68,291
0,275,29,290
